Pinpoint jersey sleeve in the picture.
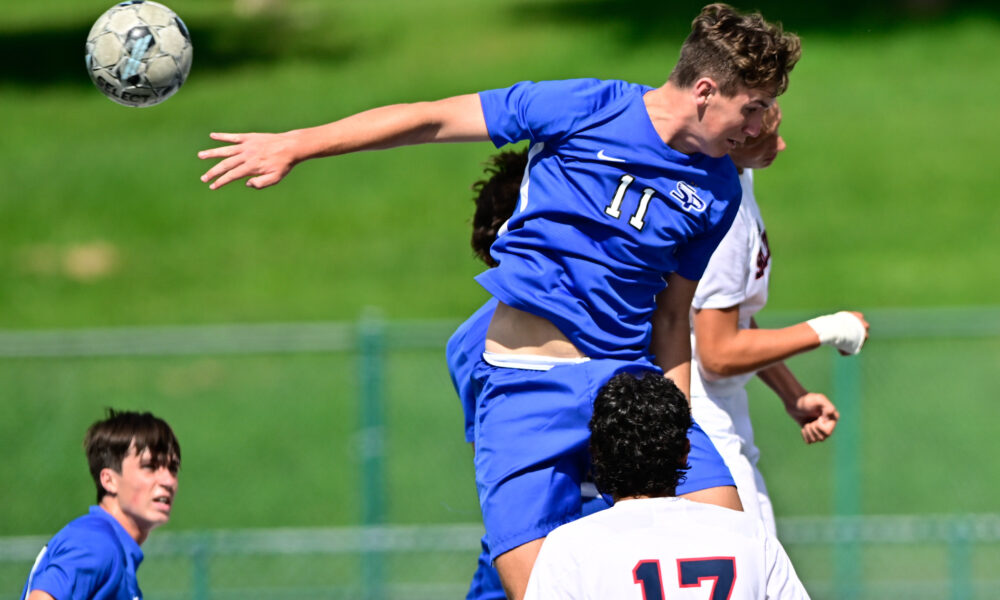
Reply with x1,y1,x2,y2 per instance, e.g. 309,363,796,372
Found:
691,205,752,310
673,186,742,283
763,534,811,599
26,540,114,600
478,79,632,148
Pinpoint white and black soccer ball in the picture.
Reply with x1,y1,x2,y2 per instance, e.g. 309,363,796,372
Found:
85,1,193,107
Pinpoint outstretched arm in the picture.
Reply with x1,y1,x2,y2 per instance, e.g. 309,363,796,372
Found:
692,306,821,378
650,273,699,399
693,307,869,378
198,93,490,190
694,308,847,443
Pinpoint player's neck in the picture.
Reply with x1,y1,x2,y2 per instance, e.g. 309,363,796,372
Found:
99,499,149,545
643,84,700,155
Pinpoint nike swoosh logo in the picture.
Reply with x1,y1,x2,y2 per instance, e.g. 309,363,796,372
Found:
597,149,626,163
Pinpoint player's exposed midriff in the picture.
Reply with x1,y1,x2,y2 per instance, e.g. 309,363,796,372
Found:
484,301,587,359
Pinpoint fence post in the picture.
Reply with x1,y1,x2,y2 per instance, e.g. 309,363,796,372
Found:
358,309,387,599
832,353,862,598
949,517,972,600
191,535,210,600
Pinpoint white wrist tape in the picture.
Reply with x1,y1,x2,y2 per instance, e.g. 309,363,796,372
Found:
807,311,866,355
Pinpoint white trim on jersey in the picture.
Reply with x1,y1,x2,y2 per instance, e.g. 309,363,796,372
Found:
22,545,48,600
496,142,545,238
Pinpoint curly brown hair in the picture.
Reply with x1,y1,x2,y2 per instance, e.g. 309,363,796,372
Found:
669,3,801,96
470,149,528,267
589,371,691,499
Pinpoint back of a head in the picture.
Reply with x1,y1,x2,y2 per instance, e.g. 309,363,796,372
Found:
669,3,801,96
589,371,692,500
470,149,529,267
85,409,181,502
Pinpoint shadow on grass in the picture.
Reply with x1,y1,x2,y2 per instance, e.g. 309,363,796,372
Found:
3,0,997,89
505,0,1000,43
0,12,358,89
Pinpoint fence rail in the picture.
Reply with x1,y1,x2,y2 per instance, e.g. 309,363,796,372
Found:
4,516,999,599
4,307,999,599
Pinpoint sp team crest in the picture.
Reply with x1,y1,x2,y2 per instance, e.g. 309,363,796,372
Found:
669,182,707,213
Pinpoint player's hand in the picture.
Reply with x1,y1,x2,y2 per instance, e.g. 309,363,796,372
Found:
806,311,869,355
198,132,299,190
836,311,869,356
786,392,839,444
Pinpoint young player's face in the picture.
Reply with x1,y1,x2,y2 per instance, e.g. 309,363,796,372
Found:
109,444,179,535
701,86,775,158
729,104,785,170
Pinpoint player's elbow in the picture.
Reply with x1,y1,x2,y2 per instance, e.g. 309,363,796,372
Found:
696,348,743,378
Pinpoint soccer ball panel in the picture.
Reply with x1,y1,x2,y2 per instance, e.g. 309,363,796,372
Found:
157,24,190,56
87,12,113,40
106,8,143,36
89,33,123,68
145,54,179,87
137,2,175,27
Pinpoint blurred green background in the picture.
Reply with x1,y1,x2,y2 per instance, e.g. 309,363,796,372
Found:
2,0,1000,596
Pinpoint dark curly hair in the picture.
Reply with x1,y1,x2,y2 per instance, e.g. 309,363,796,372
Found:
470,149,528,267
589,371,692,500
669,3,801,96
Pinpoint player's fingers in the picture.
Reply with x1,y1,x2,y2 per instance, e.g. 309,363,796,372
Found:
247,173,279,189
200,156,245,185
209,166,253,190
198,144,242,161
801,423,819,444
209,132,246,143
816,415,837,438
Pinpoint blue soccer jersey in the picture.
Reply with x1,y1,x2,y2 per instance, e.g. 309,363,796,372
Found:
477,79,741,360
22,506,144,600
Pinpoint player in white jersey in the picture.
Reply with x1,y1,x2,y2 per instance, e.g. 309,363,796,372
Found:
689,104,869,535
524,371,808,600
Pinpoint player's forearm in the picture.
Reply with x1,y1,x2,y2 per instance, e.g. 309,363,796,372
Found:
756,360,808,408
650,275,698,399
696,322,820,377
287,94,490,160
651,304,693,399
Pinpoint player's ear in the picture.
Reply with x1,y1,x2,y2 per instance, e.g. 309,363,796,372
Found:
99,468,120,496
692,78,717,110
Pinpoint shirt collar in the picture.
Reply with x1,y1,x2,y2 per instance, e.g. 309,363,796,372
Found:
89,505,145,567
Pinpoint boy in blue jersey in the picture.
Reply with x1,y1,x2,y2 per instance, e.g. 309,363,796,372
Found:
22,410,181,600
451,149,738,600
199,5,800,596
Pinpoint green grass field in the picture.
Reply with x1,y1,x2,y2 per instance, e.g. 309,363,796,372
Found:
3,2,1000,594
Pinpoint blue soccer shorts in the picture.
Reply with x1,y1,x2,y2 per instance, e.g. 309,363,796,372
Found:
471,356,734,561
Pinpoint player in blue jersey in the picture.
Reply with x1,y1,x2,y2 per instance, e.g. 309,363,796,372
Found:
21,410,181,600
199,5,800,596
451,149,738,600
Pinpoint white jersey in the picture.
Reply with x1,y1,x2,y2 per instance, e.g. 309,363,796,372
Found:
691,169,771,398
689,169,778,534
524,497,809,600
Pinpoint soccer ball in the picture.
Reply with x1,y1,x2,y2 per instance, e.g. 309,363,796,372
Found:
85,1,193,107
